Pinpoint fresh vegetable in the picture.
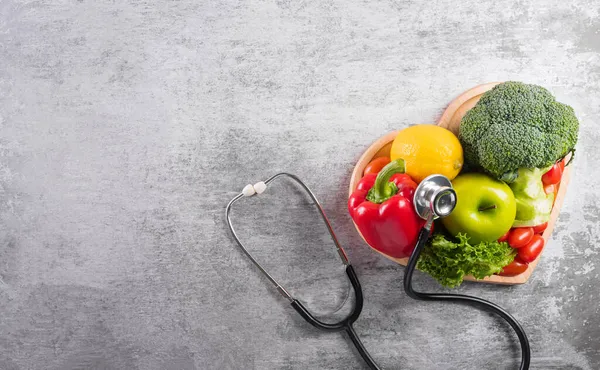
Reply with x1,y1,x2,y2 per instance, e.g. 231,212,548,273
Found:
364,157,391,176
390,124,463,182
348,159,425,258
498,258,529,276
417,233,516,288
459,81,579,181
542,162,563,185
533,222,548,234
508,227,534,249
441,173,516,244
518,235,545,263
509,167,554,227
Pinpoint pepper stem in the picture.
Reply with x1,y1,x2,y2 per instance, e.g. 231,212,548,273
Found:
366,159,406,204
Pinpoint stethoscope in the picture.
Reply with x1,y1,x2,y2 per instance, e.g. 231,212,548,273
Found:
225,172,531,369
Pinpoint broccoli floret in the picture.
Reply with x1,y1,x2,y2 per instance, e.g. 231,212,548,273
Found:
459,81,579,180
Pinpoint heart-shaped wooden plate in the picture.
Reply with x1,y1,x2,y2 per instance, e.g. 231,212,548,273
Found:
349,82,571,285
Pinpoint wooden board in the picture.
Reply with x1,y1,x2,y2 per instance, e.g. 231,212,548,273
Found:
348,83,571,285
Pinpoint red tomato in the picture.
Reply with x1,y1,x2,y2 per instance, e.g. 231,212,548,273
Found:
532,222,548,234
364,157,391,176
498,230,510,242
518,235,545,263
498,258,529,276
508,227,534,248
542,163,563,185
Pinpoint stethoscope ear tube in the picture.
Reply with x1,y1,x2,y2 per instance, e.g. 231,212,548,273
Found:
226,173,382,369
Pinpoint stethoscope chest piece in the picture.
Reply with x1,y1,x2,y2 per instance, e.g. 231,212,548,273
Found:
414,174,457,221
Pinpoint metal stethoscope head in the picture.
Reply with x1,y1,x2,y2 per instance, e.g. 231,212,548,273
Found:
414,174,457,226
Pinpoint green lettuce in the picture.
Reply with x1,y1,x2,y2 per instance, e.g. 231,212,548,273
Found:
417,233,516,288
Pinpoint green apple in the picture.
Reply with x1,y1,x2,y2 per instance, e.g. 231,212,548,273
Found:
442,173,516,244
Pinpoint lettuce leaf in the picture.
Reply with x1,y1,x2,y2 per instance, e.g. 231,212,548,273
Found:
417,233,516,288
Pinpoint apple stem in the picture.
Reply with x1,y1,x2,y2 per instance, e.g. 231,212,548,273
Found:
478,204,497,212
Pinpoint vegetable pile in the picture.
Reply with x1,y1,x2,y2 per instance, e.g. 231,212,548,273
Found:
349,81,579,287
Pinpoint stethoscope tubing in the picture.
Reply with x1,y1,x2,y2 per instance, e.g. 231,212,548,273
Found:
226,173,530,370
225,173,380,368
290,265,380,369
225,172,349,299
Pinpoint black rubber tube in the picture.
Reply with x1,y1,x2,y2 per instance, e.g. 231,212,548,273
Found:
290,266,382,369
403,227,531,370
345,324,381,370
293,229,529,370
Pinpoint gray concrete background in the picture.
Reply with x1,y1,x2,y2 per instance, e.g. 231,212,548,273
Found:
0,1,599,369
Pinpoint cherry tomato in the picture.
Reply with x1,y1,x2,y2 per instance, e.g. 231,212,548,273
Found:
498,230,510,242
498,257,529,276
364,157,391,176
542,162,563,185
508,227,534,249
544,183,555,195
518,235,545,263
532,222,548,234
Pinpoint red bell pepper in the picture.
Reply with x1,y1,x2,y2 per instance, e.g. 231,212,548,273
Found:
348,159,425,258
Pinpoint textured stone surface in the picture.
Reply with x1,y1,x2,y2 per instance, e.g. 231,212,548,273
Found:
1,1,599,369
